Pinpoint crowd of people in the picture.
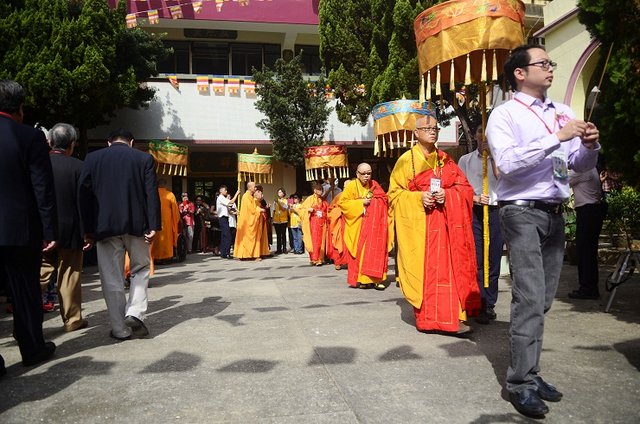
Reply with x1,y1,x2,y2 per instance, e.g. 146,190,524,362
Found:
1,44,610,418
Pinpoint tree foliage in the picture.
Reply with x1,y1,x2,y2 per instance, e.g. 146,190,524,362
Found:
0,0,169,155
320,0,437,126
253,54,333,167
578,0,640,186
319,0,483,151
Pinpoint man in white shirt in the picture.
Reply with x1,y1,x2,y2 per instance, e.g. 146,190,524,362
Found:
216,185,239,259
458,126,503,324
568,168,604,299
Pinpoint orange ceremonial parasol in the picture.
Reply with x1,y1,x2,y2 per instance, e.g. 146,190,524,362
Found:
237,148,273,184
372,98,433,157
414,0,525,288
304,144,350,181
148,139,188,176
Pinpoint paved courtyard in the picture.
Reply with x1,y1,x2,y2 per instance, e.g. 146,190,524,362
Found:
1,252,639,423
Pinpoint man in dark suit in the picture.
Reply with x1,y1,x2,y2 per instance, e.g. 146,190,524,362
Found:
40,123,90,333
0,80,57,372
79,128,161,340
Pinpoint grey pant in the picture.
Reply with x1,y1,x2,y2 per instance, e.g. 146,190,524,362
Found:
97,235,150,338
500,205,565,394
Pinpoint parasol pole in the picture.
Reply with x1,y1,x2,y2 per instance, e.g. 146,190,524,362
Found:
481,82,490,289
586,43,613,122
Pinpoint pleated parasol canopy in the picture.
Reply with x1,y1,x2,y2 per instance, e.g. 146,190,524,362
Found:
148,139,188,176
304,144,350,181
237,149,273,184
372,98,433,157
414,0,526,98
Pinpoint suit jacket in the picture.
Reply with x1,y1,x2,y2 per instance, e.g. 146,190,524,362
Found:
0,115,57,248
79,143,161,241
50,152,84,250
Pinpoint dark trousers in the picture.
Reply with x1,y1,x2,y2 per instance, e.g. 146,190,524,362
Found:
219,216,231,257
575,203,604,295
274,223,288,253
0,246,47,360
500,205,565,395
472,206,504,308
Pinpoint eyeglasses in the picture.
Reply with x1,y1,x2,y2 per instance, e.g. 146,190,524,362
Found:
416,127,439,133
357,171,372,176
523,60,557,70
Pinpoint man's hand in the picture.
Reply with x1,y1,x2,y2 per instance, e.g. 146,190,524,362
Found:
308,208,315,213
474,194,490,205
422,191,435,209
82,235,94,251
42,240,57,252
144,230,156,244
581,122,599,148
433,188,445,204
557,119,588,142
363,198,371,206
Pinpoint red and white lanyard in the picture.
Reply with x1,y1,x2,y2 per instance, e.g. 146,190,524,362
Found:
514,98,556,135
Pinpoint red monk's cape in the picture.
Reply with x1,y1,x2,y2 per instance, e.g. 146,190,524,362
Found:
347,180,389,286
408,154,481,332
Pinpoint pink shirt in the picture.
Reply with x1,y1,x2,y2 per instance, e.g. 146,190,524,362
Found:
486,92,599,202
179,201,195,227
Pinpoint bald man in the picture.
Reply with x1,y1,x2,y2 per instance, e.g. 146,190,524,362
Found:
388,112,480,336
338,163,389,289
233,182,269,260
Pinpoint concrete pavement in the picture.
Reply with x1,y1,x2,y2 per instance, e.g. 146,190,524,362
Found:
1,252,639,423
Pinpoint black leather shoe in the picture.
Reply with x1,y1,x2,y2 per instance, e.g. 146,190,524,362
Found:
109,331,131,341
0,354,6,378
533,376,563,402
509,389,549,417
22,341,56,366
568,290,599,300
125,315,149,337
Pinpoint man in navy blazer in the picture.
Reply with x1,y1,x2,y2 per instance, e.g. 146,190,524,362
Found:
79,128,161,340
0,80,58,372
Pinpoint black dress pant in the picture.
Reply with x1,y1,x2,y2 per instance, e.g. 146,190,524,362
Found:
274,223,288,253
575,203,604,295
0,246,47,360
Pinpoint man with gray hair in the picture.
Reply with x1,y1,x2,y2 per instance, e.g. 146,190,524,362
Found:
40,123,90,332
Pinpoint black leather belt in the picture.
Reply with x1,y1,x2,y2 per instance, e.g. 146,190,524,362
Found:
473,204,499,211
498,200,563,214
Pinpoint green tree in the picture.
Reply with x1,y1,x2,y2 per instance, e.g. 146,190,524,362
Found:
253,54,333,167
319,0,484,151
578,0,640,187
0,0,169,156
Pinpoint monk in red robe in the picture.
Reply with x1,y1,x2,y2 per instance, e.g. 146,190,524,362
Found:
338,164,389,289
388,113,480,335
300,182,329,266
326,186,349,270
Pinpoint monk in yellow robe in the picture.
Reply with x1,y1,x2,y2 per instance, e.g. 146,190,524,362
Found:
300,182,328,266
151,179,180,262
339,164,389,289
233,182,270,260
388,113,481,335
326,185,349,271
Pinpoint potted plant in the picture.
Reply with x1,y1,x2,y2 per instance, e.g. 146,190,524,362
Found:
564,200,578,264
605,186,640,250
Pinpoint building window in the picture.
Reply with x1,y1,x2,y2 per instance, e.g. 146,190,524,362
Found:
158,41,190,74
264,44,281,69
231,44,263,76
295,45,322,76
192,42,229,75
158,41,281,76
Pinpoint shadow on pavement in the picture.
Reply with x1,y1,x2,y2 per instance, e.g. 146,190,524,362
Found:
0,356,114,414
